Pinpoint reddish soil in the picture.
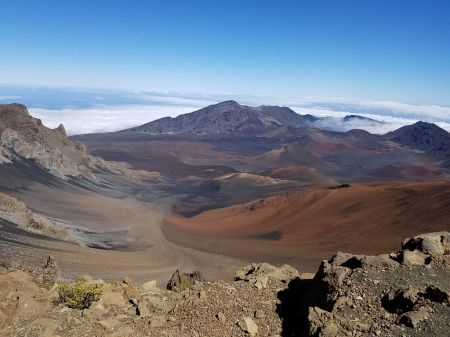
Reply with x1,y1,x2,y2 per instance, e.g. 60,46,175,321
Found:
370,165,450,182
163,181,450,272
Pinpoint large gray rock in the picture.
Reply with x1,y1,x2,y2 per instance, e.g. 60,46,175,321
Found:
402,232,450,255
328,252,399,270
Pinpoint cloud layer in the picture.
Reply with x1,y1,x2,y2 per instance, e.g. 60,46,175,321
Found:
3,86,449,135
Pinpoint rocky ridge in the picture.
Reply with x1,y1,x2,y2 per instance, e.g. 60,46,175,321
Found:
387,121,450,169
122,100,379,136
0,192,66,238
1,232,450,336
0,103,160,182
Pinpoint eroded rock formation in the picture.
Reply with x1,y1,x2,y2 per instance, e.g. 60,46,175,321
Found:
0,103,162,182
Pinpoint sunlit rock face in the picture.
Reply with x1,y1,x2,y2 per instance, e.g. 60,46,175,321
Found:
0,103,158,181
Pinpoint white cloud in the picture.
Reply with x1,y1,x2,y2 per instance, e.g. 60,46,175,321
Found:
29,104,195,136
17,87,450,136
0,96,23,100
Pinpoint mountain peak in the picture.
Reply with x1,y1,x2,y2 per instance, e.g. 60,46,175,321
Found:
122,100,309,135
388,120,450,157
215,100,241,106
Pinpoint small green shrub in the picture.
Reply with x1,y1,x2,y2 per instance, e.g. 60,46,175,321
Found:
54,282,103,309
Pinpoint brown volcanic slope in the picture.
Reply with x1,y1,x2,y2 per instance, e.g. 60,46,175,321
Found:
164,181,450,271
370,165,450,182
310,141,366,157
268,166,336,184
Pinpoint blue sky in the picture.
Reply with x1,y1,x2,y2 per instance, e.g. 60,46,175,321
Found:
1,1,450,135
1,1,450,105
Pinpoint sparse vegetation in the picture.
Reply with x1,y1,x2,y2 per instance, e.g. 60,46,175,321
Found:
54,281,103,309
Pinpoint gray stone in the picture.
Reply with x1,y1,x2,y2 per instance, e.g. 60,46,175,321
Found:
401,250,428,266
360,254,399,269
123,277,133,286
402,232,450,255
399,308,430,328
98,318,120,331
150,315,165,328
111,326,133,337
98,291,127,307
217,312,226,322
255,310,265,319
76,274,93,283
198,291,207,302
140,280,158,292
238,317,259,336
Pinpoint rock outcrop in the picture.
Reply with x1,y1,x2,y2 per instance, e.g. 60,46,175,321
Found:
0,103,162,182
300,231,450,336
166,269,206,291
2,232,450,336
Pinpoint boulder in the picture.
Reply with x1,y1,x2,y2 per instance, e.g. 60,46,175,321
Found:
313,260,348,310
401,250,428,267
307,307,369,337
423,286,450,304
398,307,431,328
167,269,205,291
382,286,419,314
328,252,398,270
402,232,450,255
360,254,399,269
